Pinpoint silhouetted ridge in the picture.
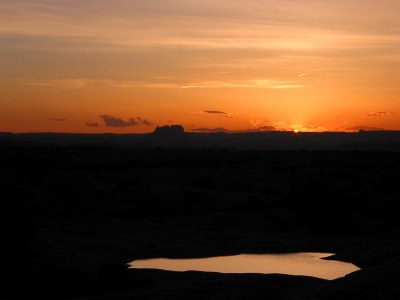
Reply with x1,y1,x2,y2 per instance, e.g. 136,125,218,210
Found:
1,130,400,150
0,132,15,138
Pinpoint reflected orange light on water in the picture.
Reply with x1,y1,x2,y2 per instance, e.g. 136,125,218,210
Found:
129,253,360,280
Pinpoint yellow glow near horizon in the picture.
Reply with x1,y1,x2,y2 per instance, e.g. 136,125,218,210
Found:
1,0,399,133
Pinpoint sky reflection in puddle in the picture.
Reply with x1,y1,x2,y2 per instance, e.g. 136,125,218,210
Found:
129,252,360,280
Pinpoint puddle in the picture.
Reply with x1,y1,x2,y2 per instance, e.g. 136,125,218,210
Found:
129,252,360,280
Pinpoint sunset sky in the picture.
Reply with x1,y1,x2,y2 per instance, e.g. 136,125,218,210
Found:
1,0,400,133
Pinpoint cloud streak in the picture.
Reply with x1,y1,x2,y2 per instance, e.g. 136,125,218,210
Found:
2,0,400,52
86,121,99,127
346,126,386,132
191,125,276,133
257,125,276,131
191,127,228,133
3,78,306,90
204,110,227,114
364,111,395,117
179,80,307,89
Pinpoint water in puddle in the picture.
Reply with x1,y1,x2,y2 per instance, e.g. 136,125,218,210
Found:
129,252,360,280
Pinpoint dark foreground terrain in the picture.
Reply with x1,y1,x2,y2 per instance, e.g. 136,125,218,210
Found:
1,146,400,299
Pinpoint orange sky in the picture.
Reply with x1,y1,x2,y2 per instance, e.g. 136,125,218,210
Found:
1,0,399,133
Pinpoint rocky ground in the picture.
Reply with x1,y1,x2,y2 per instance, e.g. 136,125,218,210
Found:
1,147,400,299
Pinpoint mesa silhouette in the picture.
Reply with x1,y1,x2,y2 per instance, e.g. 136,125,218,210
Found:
1,125,400,150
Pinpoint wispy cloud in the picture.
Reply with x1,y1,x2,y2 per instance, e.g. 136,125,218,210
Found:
249,119,273,128
191,127,228,133
297,73,310,77
204,110,227,114
252,120,327,132
346,126,386,132
180,79,307,89
4,78,307,90
364,111,395,117
190,126,277,133
86,121,99,127
257,125,276,131
2,0,400,53
136,117,153,126
6,79,98,88
299,124,327,132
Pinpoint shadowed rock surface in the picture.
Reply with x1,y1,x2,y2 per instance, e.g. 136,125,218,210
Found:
2,129,400,150
1,145,400,299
